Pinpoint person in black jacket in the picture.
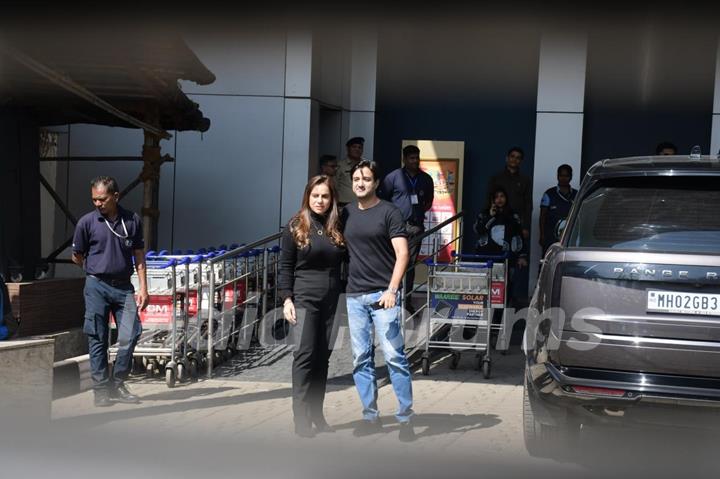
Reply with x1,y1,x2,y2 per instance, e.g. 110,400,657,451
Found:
473,187,528,345
473,186,528,268
278,175,346,438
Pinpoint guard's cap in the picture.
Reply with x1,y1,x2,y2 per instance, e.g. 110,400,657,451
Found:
346,136,365,147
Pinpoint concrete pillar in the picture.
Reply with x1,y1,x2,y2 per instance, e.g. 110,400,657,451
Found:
711,35,720,157
280,29,379,226
529,32,588,292
280,30,314,226
340,30,378,160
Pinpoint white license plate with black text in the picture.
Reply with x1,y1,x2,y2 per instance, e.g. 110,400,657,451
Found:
647,290,720,317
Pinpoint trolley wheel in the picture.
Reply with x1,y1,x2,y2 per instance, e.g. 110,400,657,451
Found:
226,347,234,359
481,359,492,379
165,367,176,388
131,357,142,375
421,357,430,376
176,362,186,382
146,362,155,378
449,353,460,370
221,348,231,361
189,358,198,380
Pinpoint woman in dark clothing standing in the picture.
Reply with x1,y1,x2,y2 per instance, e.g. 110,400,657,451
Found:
473,187,528,267
278,175,346,438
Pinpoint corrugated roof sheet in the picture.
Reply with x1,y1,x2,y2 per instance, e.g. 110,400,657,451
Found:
0,27,215,132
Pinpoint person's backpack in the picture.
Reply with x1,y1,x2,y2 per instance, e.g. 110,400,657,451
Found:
0,275,12,340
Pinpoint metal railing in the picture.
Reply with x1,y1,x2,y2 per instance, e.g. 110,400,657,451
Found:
204,232,283,378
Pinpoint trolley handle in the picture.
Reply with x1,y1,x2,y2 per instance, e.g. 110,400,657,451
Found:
145,259,177,269
423,258,496,269
451,251,509,261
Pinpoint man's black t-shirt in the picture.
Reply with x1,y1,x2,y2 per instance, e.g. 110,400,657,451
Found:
342,200,408,294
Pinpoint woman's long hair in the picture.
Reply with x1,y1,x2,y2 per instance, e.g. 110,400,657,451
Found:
289,175,344,248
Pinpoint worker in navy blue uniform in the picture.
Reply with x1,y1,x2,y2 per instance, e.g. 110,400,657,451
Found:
379,145,434,299
278,175,346,438
539,164,578,256
72,176,148,407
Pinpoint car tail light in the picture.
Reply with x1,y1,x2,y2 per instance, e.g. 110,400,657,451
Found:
569,385,627,397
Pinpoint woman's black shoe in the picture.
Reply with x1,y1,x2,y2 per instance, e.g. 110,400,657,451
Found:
294,422,316,438
312,416,336,433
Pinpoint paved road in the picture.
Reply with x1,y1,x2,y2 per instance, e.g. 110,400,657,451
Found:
43,320,720,479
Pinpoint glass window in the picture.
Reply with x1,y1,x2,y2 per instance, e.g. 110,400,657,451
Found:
567,176,720,254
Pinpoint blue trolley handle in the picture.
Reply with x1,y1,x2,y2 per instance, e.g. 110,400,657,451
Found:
145,258,177,270
451,251,509,262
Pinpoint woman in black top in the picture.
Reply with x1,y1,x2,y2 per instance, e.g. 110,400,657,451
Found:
278,175,346,438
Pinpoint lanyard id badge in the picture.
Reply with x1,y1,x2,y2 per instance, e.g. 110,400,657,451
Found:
104,216,132,248
405,171,420,205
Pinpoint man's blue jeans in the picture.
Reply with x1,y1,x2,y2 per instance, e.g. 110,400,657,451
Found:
346,290,414,423
83,276,142,389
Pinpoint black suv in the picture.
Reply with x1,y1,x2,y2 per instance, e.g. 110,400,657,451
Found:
524,155,720,455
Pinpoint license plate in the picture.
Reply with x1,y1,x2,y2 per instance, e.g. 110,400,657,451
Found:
647,290,720,317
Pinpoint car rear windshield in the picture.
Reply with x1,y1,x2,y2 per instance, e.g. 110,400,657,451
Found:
567,176,720,254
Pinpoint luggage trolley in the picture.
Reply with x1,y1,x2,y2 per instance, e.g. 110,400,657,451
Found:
109,255,195,387
183,247,239,369
421,252,509,378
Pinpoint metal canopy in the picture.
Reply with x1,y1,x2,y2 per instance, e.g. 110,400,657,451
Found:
0,27,215,132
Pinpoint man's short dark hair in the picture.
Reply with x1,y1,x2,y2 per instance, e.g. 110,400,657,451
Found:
320,154,337,166
90,176,119,194
350,159,379,181
655,141,677,154
557,164,573,176
346,136,365,147
402,145,420,157
507,146,524,158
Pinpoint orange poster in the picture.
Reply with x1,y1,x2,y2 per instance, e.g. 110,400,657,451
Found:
419,158,459,262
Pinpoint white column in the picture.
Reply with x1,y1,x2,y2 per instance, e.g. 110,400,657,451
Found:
711,35,720,157
280,31,313,225
340,30,378,160
529,32,588,291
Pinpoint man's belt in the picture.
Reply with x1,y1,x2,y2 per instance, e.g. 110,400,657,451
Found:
88,274,132,287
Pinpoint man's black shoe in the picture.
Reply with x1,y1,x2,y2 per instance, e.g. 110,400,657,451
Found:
94,389,113,408
398,421,416,442
110,383,140,404
353,418,383,437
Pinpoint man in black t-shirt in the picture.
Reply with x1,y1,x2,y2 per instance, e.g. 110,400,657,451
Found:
341,159,415,442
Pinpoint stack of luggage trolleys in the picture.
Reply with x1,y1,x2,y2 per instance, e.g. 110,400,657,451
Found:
421,252,509,378
108,242,282,388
